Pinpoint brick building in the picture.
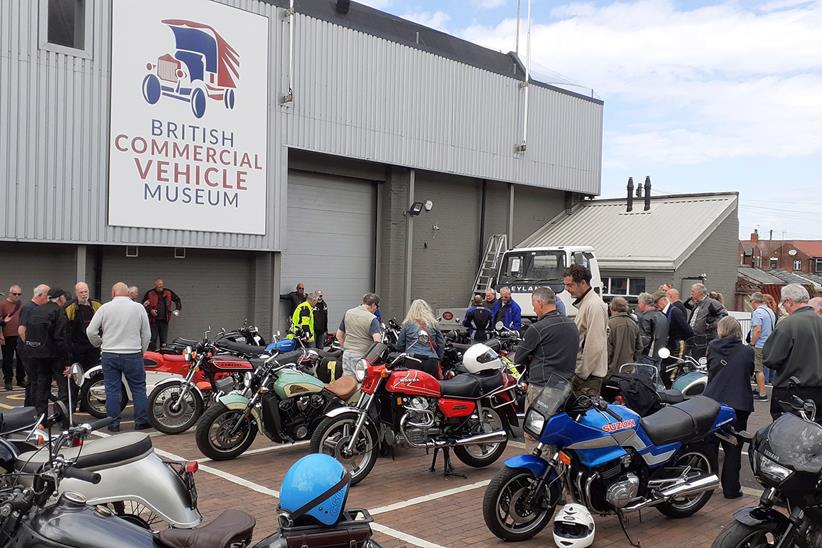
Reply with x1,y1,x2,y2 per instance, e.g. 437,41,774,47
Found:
740,231,822,275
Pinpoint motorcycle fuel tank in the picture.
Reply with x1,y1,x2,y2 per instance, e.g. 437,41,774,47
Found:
386,369,441,397
273,370,326,399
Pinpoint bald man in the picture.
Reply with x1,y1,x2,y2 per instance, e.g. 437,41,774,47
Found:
809,297,822,317
87,282,151,432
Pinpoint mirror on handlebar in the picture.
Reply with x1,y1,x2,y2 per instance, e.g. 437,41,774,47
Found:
657,347,671,359
698,356,707,366
495,321,505,331
69,363,84,388
183,345,193,361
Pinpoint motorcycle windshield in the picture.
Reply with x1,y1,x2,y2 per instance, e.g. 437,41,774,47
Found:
531,375,573,418
765,413,822,473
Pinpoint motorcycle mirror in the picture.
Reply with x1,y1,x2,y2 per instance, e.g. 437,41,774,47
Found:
69,363,85,387
657,347,671,359
495,321,504,331
698,356,708,366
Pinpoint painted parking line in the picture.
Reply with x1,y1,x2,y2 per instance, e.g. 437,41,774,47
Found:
370,479,491,515
194,441,309,463
371,523,444,548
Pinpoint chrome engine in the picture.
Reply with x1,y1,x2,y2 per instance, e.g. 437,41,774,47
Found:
605,474,640,509
399,397,438,447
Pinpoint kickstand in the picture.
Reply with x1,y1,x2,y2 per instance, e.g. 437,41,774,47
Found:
429,447,467,479
617,510,641,548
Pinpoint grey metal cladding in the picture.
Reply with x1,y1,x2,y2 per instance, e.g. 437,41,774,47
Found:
0,0,602,250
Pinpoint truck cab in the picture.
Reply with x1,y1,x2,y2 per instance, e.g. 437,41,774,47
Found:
496,246,602,319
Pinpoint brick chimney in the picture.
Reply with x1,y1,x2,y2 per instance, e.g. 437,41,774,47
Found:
751,229,759,243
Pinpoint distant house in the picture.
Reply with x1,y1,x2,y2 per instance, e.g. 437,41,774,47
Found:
518,190,739,306
740,231,822,275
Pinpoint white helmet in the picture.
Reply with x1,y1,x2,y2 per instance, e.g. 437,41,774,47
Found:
462,343,504,374
552,503,595,548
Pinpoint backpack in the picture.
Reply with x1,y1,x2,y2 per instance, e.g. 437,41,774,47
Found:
603,372,662,417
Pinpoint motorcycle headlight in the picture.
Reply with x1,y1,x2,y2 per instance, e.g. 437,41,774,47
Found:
243,372,253,388
355,359,368,383
524,408,546,438
758,454,793,484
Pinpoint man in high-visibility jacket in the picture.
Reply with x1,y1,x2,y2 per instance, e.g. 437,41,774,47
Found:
290,292,319,343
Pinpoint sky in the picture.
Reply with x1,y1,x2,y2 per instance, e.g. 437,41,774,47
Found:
357,0,822,240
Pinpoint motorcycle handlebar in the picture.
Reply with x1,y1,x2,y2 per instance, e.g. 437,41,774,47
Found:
85,417,115,432
62,466,101,485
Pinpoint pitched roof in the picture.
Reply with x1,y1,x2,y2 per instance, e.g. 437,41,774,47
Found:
767,269,822,290
517,192,739,271
738,266,785,285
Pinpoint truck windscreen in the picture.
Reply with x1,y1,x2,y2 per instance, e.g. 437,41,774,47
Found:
498,251,566,285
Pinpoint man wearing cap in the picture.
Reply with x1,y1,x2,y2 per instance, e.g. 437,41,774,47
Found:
313,290,329,349
22,288,69,419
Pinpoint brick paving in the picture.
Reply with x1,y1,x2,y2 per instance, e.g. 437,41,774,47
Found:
0,386,769,547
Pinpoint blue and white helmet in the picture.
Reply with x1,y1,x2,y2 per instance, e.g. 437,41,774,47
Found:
278,454,351,526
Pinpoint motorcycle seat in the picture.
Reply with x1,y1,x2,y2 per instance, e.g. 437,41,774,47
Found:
325,375,357,400
156,509,256,548
319,349,342,359
640,396,720,445
274,349,306,365
216,339,267,356
439,371,503,399
658,389,684,405
15,432,153,473
450,339,501,353
0,407,38,434
450,342,472,353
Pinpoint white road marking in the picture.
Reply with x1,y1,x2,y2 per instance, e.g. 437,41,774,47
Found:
370,480,491,515
371,523,444,548
742,487,761,497
194,441,309,463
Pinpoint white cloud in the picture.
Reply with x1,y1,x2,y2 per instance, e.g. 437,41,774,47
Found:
478,0,508,8
401,10,451,32
460,0,822,168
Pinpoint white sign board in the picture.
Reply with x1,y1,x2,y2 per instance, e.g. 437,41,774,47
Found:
109,0,268,235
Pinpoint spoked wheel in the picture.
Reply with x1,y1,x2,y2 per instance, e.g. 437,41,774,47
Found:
148,381,204,434
454,406,509,468
310,414,379,486
657,443,717,518
711,521,786,548
80,375,126,419
195,403,257,461
482,467,560,541
109,500,162,530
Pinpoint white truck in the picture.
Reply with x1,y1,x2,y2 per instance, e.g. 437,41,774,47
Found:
438,245,603,327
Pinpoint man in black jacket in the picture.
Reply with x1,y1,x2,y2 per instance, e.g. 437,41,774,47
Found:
463,295,492,342
516,287,578,452
64,282,102,409
22,288,69,418
654,291,693,357
313,290,328,349
764,283,822,422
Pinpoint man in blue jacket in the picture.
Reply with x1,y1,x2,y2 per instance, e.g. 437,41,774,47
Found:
492,287,522,331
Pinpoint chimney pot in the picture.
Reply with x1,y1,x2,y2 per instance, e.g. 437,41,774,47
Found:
644,176,652,211
626,177,634,212
751,230,759,243
636,183,643,199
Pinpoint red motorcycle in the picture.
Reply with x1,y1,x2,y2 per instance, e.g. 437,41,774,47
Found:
310,342,518,485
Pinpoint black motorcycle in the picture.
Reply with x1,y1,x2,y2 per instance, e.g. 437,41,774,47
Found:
712,377,822,548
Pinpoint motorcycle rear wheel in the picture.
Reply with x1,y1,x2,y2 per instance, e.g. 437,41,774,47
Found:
80,374,127,419
656,443,717,518
453,407,509,468
195,403,257,461
483,467,559,541
711,521,788,548
310,414,379,486
148,381,204,435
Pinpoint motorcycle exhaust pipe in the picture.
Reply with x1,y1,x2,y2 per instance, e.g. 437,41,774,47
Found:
622,474,719,512
427,430,508,448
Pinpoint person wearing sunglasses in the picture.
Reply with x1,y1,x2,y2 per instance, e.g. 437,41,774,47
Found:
0,285,26,391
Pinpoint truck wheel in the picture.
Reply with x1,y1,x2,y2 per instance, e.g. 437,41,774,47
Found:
224,88,235,110
190,87,206,119
142,74,161,104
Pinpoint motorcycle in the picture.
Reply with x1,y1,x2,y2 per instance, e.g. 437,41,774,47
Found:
148,333,261,434
712,377,822,548
310,342,518,485
195,349,357,460
483,374,735,542
4,416,200,530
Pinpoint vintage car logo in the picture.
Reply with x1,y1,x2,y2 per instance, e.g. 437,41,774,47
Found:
602,419,636,433
142,19,239,119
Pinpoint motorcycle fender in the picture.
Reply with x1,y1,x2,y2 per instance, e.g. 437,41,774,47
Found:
732,506,789,528
504,454,548,477
153,377,204,403
324,406,365,419
83,365,103,380
219,393,262,424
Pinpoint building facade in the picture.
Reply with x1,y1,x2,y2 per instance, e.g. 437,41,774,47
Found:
740,231,822,275
0,0,603,339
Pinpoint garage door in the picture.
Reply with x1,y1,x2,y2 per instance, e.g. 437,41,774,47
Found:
281,171,376,331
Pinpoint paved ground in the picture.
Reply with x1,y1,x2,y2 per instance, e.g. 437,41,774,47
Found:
0,385,776,547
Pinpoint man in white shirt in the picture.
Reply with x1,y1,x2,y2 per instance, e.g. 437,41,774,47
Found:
86,282,151,432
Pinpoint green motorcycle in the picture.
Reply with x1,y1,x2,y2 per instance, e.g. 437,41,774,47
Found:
195,350,358,460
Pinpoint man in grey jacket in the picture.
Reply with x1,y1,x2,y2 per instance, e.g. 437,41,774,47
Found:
637,292,669,366
764,283,822,422
687,283,727,357
86,282,151,432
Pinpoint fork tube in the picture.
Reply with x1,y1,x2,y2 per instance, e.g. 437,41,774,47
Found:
344,388,376,453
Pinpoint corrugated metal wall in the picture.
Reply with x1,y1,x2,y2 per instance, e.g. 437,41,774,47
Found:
0,0,602,251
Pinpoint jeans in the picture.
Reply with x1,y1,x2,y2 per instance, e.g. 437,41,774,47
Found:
150,321,169,351
717,410,749,497
101,352,148,427
2,337,25,384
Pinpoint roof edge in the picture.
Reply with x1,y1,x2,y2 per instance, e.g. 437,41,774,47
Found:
673,195,738,269
592,191,739,204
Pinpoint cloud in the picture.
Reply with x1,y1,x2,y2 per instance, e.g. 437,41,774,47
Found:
460,0,822,168
401,10,451,32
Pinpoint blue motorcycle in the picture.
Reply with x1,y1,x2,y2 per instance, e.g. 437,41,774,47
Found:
483,375,736,541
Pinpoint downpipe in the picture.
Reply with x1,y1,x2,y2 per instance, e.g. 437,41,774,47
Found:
622,474,719,512
425,430,508,449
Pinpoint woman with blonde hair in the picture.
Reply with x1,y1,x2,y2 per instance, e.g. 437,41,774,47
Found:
397,299,445,378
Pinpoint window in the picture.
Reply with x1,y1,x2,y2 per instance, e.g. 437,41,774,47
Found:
770,257,778,269
815,258,822,273
39,0,93,58
794,259,802,271
604,277,646,297
498,251,567,285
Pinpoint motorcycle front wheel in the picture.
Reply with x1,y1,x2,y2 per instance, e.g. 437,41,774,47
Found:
195,403,257,461
148,381,204,435
483,466,560,541
712,520,790,548
453,406,509,468
310,414,379,486
79,374,127,419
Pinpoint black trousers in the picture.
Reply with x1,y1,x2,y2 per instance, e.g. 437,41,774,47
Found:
771,386,822,424
1,336,25,383
410,355,441,379
28,357,57,418
717,410,749,497
150,321,170,351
